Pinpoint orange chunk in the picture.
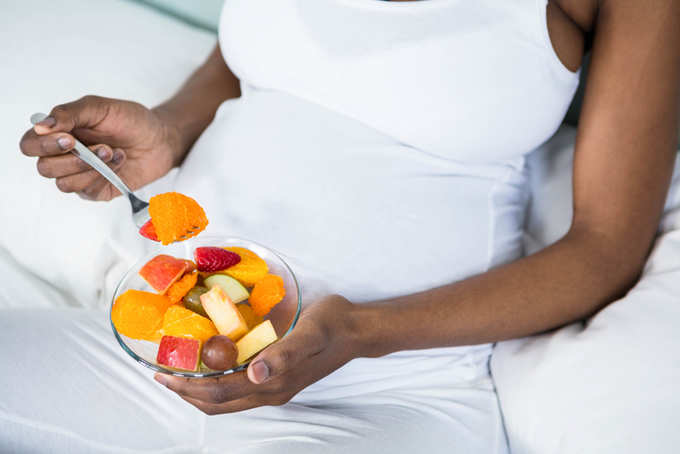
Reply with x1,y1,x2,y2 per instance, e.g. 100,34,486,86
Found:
237,303,265,330
249,274,286,317
148,192,208,245
220,247,269,287
166,271,198,304
182,260,197,274
160,305,218,343
111,289,174,342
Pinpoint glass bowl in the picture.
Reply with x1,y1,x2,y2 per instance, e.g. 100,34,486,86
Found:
110,236,301,377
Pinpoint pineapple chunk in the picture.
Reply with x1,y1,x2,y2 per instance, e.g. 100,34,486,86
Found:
236,320,278,365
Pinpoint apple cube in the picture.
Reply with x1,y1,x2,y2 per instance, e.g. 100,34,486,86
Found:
156,335,201,371
204,274,249,304
236,320,278,365
200,285,249,341
139,254,187,294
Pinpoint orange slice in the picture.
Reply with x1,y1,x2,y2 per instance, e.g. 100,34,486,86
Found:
111,289,174,342
220,247,269,287
249,274,286,317
148,192,208,245
166,271,198,304
160,305,218,343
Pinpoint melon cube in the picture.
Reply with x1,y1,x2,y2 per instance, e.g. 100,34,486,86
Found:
236,320,278,365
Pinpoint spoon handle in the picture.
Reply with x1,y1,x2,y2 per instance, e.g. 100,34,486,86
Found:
70,139,133,198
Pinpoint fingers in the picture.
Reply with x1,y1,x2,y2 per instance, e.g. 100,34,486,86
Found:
20,95,110,157
20,129,76,157
247,320,325,384
33,95,109,135
37,145,113,178
156,371,259,405
178,394,279,416
52,146,126,199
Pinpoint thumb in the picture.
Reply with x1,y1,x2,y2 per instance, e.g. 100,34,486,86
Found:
34,95,108,135
246,322,320,384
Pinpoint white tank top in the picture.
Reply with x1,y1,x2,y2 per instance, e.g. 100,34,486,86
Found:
218,0,580,162
176,1,579,309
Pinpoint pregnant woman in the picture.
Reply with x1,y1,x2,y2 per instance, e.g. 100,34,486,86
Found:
13,0,679,452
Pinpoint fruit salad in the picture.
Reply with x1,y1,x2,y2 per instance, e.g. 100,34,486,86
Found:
112,246,285,372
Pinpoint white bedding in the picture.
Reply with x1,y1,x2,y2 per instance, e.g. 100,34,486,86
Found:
0,0,214,309
492,126,680,453
2,2,680,453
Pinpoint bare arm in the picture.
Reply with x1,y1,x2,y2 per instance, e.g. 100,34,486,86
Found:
20,44,240,199
351,0,680,356
154,44,241,164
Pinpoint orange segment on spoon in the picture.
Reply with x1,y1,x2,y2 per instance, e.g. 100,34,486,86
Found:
147,192,209,245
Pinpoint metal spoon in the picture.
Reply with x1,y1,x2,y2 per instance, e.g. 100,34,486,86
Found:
30,112,202,241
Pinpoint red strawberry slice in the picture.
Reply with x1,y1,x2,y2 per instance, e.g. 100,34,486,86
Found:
139,220,159,242
194,247,241,272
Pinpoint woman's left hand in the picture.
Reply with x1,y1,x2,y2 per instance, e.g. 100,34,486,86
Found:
154,295,358,415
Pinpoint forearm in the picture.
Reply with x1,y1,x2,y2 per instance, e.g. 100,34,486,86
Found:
153,44,241,165
349,227,649,358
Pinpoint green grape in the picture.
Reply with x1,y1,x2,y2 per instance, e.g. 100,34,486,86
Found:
182,286,209,317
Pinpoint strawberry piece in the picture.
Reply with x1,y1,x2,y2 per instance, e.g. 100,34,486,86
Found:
194,247,241,273
139,220,159,242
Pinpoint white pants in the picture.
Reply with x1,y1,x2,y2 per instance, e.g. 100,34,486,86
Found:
0,308,507,454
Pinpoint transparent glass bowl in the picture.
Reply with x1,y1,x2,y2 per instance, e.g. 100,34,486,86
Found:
110,236,301,377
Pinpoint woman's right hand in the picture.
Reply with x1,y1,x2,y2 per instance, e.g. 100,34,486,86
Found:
19,95,185,201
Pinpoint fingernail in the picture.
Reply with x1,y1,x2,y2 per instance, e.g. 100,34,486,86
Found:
154,374,167,386
112,150,124,164
96,147,111,160
37,116,56,128
250,360,270,384
57,137,72,150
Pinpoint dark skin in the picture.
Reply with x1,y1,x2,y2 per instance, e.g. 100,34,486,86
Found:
19,0,680,415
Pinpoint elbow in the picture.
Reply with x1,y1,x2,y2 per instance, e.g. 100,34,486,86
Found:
563,223,652,306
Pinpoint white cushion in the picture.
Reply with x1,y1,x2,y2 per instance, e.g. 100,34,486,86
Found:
492,126,680,453
0,0,214,308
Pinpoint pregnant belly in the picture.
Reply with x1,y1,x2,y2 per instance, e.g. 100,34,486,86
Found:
175,89,527,303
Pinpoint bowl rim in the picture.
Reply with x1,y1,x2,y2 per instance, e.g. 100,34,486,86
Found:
110,235,302,378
